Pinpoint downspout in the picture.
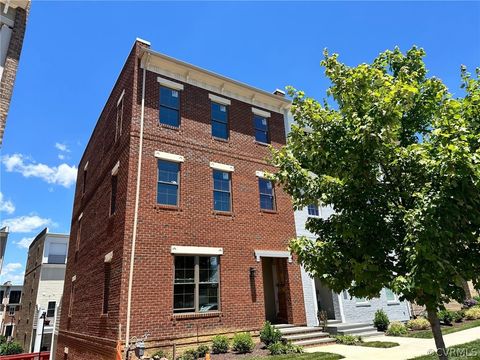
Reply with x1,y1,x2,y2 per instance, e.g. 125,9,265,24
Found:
125,52,149,352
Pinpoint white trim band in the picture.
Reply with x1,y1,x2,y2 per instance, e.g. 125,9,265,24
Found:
157,77,184,91
210,162,234,172
117,90,125,106
171,245,224,256
84,161,89,171
252,107,271,118
104,251,113,263
72,275,76,282
154,151,185,163
78,212,83,221
209,94,231,106
254,250,292,263
111,161,120,176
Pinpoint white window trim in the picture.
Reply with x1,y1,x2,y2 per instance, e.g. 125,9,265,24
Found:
385,288,400,304
154,151,185,163
252,107,271,118
171,245,223,256
254,250,292,263
111,161,120,176
117,89,125,106
255,170,270,178
104,251,113,263
157,77,184,91
84,161,89,171
209,162,234,172
78,212,83,221
71,275,76,282
209,94,231,106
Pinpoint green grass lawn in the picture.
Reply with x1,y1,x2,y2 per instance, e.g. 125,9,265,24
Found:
401,320,480,339
409,339,480,359
359,341,400,348
247,353,344,360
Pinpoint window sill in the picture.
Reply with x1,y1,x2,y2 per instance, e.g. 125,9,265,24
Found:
100,313,108,318
172,311,222,320
254,141,270,147
260,209,277,214
387,301,400,305
212,210,234,217
356,303,371,307
212,136,229,143
154,204,181,211
159,123,181,131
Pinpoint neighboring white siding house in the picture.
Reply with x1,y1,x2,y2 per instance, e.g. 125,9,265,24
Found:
295,204,411,325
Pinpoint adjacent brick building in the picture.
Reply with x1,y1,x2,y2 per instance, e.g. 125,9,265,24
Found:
56,39,305,359
0,0,30,145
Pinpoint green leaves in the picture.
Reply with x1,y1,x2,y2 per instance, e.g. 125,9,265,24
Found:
272,47,480,308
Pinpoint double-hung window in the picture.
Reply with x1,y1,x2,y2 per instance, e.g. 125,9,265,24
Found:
254,115,269,143
157,160,180,206
174,256,219,313
213,170,231,212
211,102,228,139
258,178,275,211
307,204,320,216
159,86,180,127
115,92,124,141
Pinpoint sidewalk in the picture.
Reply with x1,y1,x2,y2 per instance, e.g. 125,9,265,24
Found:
306,327,480,360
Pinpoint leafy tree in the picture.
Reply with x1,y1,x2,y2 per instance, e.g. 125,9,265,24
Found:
271,47,480,359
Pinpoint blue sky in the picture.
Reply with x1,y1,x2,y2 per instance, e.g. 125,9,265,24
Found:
0,1,479,284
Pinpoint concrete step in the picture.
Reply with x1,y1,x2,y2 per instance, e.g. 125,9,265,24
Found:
292,337,336,347
337,326,378,335
327,319,342,324
284,331,330,341
278,326,319,335
272,323,295,329
355,330,384,338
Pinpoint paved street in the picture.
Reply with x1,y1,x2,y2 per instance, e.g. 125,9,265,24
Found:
306,327,480,360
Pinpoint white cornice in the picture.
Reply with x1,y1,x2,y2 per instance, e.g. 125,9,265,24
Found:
141,49,291,114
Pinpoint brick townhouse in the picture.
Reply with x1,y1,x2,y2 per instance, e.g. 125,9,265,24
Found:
56,39,306,359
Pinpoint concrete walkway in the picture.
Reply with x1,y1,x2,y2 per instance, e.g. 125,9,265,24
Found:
306,327,480,360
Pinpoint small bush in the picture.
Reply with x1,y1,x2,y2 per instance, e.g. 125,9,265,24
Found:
0,336,6,345
259,321,282,346
406,317,430,330
211,335,230,354
177,349,196,360
267,341,303,355
452,310,465,323
151,349,167,359
465,307,480,320
373,309,390,331
232,332,254,354
0,341,23,355
438,310,454,325
386,321,408,336
473,295,480,303
196,345,209,358
334,335,363,345
463,299,478,308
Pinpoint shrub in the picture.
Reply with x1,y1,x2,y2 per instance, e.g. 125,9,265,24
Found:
465,307,480,320
452,310,465,323
0,341,23,355
334,335,363,345
406,318,430,330
177,349,196,360
151,349,167,359
474,295,480,303
211,335,230,354
0,336,6,345
196,345,209,358
438,310,454,325
386,321,408,336
463,299,478,308
259,321,282,346
267,341,303,355
232,332,254,354
373,309,390,331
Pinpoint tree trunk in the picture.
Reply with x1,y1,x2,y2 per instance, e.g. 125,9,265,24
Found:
427,308,448,360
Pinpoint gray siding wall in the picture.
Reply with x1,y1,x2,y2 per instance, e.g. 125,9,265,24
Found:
300,267,318,326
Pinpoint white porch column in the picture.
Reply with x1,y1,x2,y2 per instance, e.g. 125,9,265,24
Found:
33,308,45,352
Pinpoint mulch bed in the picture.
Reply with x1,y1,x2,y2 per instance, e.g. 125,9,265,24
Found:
200,343,269,359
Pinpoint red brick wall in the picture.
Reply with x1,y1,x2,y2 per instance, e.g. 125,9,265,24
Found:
56,41,305,359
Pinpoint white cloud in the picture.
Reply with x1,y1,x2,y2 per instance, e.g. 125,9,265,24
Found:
55,142,70,152
0,192,15,214
0,262,24,285
2,153,78,188
58,154,65,160
1,215,52,233
14,236,35,249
